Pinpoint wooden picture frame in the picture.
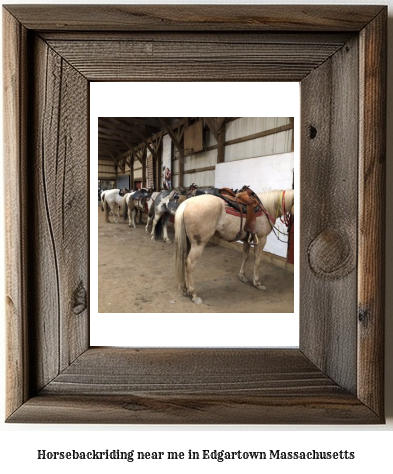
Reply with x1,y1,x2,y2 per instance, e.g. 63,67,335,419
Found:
3,5,386,424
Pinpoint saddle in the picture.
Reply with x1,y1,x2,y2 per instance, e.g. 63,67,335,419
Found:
133,188,153,211
132,188,151,200
219,186,261,243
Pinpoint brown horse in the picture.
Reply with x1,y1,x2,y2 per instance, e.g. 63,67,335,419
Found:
174,189,294,304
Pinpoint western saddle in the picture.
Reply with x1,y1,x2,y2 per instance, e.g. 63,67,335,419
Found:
218,186,261,244
132,188,153,211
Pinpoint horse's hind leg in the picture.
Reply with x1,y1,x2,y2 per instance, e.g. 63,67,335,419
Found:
104,201,111,223
113,206,118,224
238,241,251,283
150,213,159,241
185,243,206,304
252,239,267,290
145,214,152,232
162,214,171,243
128,208,136,228
131,209,137,228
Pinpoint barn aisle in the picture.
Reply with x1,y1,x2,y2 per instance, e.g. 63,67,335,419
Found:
97,207,294,314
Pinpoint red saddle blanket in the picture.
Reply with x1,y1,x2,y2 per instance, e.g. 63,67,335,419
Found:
225,205,264,218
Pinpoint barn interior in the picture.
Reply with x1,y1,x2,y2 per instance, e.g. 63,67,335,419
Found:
98,117,295,266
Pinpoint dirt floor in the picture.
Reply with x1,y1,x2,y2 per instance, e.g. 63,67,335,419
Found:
98,206,294,313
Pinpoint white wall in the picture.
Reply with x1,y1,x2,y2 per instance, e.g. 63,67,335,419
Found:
215,152,294,257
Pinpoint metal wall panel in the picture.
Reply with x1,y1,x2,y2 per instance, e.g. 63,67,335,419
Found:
98,160,116,179
225,130,292,162
184,170,215,187
147,154,154,189
226,117,290,141
116,174,129,190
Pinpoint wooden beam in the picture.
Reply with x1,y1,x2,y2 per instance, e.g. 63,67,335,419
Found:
109,152,125,174
203,117,219,141
217,118,226,164
183,165,215,174
130,154,135,190
159,117,185,187
289,117,294,152
142,150,147,188
159,118,184,161
133,128,159,161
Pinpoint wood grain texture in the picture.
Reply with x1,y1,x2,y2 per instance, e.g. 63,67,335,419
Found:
3,5,384,31
3,9,30,418
7,348,379,424
3,5,386,424
358,9,387,417
300,36,359,394
28,36,89,391
46,36,348,82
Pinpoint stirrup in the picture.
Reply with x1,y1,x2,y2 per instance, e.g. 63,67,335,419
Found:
248,233,259,245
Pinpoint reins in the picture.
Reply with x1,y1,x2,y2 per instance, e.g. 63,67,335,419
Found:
255,190,293,243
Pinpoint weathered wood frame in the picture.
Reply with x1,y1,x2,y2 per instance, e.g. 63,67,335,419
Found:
3,5,386,424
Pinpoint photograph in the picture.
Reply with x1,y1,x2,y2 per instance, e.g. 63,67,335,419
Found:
97,117,295,313
1,4,391,474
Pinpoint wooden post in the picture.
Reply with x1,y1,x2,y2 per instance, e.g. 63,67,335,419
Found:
130,154,135,190
156,146,161,191
289,117,294,152
217,118,226,163
142,149,146,188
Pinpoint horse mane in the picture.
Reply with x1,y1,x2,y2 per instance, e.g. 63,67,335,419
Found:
257,189,294,220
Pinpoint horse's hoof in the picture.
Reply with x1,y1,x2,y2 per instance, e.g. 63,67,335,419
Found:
165,239,171,243
192,296,203,305
238,273,248,283
254,281,266,291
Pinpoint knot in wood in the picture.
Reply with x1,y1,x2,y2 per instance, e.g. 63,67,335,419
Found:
308,228,355,279
73,281,87,315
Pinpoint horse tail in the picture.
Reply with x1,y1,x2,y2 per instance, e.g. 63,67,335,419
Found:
154,213,164,240
148,199,155,218
101,192,105,211
174,202,189,287
122,195,128,220
104,199,110,222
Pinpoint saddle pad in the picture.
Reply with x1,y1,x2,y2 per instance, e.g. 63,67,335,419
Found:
225,205,264,218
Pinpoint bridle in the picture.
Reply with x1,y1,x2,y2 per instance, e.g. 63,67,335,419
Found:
278,190,293,227
255,190,293,243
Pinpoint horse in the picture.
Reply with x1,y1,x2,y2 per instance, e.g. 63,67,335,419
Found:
149,184,215,243
122,188,158,228
102,188,129,223
147,189,182,242
174,188,294,304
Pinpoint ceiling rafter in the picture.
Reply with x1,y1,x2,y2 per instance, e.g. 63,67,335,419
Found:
98,118,229,165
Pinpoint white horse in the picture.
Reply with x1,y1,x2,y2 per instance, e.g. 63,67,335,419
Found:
174,189,294,304
102,188,128,223
123,189,158,228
